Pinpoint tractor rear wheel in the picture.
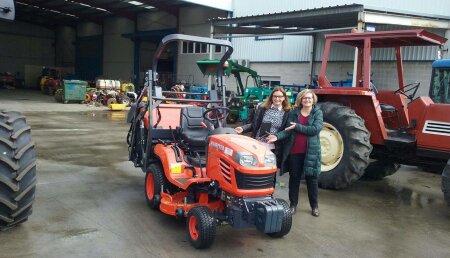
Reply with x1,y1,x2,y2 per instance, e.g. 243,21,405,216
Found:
267,199,292,238
145,163,165,210
363,160,401,180
317,102,372,189
442,160,450,206
0,111,37,231
186,206,216,249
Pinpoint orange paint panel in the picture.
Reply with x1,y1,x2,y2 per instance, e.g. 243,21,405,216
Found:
317,93,387,144
414,101,450,151
143,103,193,129
159,192,224,216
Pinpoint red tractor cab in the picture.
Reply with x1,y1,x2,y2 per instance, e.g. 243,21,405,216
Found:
126,34,292,249
315,30,450,205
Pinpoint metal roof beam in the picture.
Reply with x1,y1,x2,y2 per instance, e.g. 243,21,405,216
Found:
214,26,312,35
211,4,364,26
178,0,232,11
65,0,137,21
363,11,450,29
139,0,179,16
16,0,103,24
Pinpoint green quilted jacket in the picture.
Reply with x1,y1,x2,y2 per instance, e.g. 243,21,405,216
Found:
275,106,323,176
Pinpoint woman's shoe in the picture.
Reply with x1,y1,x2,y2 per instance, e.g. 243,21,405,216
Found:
290,206,296,215
311,208,319,217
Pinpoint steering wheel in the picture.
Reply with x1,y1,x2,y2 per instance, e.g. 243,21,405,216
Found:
394,82,420,101
202,107,230,129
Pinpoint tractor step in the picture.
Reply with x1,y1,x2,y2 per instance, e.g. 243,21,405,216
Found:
385,130,416,146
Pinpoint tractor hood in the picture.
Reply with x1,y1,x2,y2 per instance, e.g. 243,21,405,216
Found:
208,134,274,167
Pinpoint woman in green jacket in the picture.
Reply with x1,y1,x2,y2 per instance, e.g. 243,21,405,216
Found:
267,89,323,216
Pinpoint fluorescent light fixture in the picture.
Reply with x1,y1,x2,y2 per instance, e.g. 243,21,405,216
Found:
95,7,108,12
128,1,143,5
145,6,154,9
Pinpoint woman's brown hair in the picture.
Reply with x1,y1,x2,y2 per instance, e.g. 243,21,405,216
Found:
295,89,318,107
261,87,291,111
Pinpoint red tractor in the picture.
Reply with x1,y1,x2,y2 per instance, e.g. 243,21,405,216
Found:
126,35,292,249
315,29,450,205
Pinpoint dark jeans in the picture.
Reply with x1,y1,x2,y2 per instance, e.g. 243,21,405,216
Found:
288,153,318,209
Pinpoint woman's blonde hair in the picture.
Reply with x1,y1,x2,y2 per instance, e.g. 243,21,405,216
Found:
295,89,318,107
261,87,291,111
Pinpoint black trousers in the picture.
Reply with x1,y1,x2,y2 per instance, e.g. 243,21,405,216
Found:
288,153,318,209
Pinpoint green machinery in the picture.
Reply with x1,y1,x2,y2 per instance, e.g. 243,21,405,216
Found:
196,59,295,123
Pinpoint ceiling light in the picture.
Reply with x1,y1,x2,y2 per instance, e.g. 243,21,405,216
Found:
145,6,154,9
128,1,143,5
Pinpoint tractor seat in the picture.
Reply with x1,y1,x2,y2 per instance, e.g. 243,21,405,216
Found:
380,103,396,112
179,106,210,148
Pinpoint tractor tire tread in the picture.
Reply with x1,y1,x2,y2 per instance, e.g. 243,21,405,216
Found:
317,102,372,189
267,199,292,238
186,206,216,249
146,163,165,210
0,111,37,231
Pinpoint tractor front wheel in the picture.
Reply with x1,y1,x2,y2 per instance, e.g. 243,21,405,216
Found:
442,159,450,206
318,102,372,189
267,199,292,238
186,206,216,249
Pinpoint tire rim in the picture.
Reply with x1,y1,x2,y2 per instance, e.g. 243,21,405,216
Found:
320,122,344,172
146,173,154,200
189,216,199,240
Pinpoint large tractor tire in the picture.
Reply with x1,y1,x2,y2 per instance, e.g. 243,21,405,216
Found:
363,160,401,180
317,102,372,189
0,111,37,231
186,206,216,249
442,160,450,206
267,199,292,238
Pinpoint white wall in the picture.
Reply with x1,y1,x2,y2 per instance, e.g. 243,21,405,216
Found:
232,0,450,17
55,26,75,68
77,22,102,37
249,61,434,96
102,18,134,80
177,6,228,87
138,11,176,31
0,20,54,84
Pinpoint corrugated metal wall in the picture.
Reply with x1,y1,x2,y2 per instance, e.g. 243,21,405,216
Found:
233,0,450,17
230,0,450,62
232,36,313,62
312,26,445,62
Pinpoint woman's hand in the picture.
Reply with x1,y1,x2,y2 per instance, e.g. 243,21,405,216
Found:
235,127,243,134
266,134,278,143
285,122,296,131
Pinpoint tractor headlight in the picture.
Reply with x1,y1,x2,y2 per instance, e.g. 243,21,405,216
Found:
234,152,257,167
264,152,276,167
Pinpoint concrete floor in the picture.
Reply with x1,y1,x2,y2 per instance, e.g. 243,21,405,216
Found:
0,89,449,258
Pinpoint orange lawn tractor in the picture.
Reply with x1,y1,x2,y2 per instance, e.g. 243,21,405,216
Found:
126,34,292,249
